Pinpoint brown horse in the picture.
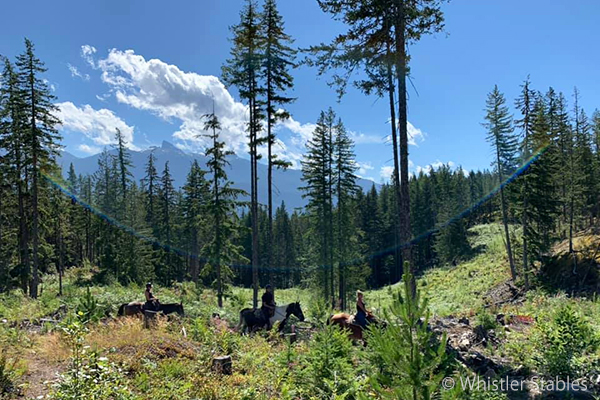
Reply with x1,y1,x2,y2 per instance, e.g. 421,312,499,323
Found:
118,301,144,316
329,312,383,343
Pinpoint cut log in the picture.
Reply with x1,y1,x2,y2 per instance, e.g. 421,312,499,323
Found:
285,333,297,344
211,355,232,375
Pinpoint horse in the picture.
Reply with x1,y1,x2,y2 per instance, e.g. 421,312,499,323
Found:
237,302,304,334
159,302,184,316
117,301,184,317
118,301,144,316
329,312,384,344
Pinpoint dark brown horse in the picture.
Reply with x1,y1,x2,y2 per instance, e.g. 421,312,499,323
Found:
118,302,184,317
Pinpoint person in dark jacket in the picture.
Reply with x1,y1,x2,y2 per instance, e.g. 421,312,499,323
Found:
261,285,276,329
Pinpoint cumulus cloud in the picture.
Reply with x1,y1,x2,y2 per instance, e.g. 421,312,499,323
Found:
415,160,455,175
56,102,138,150
68,64,90,81
380,165,395,181
355,161,374,177
78,144,101,155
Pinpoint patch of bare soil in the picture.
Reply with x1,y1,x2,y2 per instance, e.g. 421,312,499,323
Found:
19,352,64,399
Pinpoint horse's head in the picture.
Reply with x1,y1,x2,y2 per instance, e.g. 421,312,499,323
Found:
288,302,304,322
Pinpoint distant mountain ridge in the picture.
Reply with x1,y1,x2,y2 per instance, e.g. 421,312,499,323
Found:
58,141,379,210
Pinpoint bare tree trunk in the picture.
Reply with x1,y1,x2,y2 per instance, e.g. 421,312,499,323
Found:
386,41,402,284
394,0,414,293
496,149,517,279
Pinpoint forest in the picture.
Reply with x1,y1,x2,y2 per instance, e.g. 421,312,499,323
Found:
1,0,600,399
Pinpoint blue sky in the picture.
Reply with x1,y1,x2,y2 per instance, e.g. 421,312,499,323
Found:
1,0,599,182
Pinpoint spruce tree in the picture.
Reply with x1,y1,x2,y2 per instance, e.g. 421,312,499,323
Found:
16,38,62,298
300,109,335,302
158,161,176,283
0,58,30,293
142,151,159,238
222,0,264,307
260,0,295,288
332,118,358,308
200,111,247,307
514,77,535,287
483,85,518,280
182,160,210,282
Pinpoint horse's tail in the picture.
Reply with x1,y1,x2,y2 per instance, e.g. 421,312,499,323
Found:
118,303,125,316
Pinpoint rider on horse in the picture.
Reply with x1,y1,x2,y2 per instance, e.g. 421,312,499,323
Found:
355,290,371,329
261,285,276,329
144,283,160,311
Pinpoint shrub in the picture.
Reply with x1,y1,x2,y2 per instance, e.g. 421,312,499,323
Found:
365,262,448,400
0,350,17,396
48,314,133,400
534,304,598,378
475,307,497,331
297,324,359,398
76,288,105,323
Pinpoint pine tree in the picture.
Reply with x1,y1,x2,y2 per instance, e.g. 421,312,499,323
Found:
301,109,335,302
16,38,62,298
0,58,30,293
260,0,295,288
142,151,159,238
158,161,176,283
200,111,247,307
182,160,209,282
332,118,358,309
483,85,518,280
222,0,264,307
514,77,535,287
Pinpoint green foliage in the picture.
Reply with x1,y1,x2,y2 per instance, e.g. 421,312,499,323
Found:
297,324,359,399
475,308,498,332
366,262,448,400
76,288,104,324
534,304,598,378
0,350,17,397
50,314,133,400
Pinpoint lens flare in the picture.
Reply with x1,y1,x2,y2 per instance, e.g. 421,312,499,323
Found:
43,144,548,273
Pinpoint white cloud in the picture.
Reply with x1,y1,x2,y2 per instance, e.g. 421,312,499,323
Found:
355,161,374,177
380,165,395,181
78,144,101,155
415,160,455,175
68,64,90,81
56,102,138,150
81,45,97,68
407,121,426,146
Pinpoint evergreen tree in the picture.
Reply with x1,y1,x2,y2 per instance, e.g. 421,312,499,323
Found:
483,85,518,279
16,38,62,298
158,161,176,283
222,0,264,307
260,0,296,287
301,109,335,302
201,111,247,307
514,77,535,287
0,58,30,293
332,118,358,308
182,160,209,282
142,151,159,238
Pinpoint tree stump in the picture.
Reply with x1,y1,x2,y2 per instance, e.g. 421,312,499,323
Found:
211,355,232,375
285,333,297,344
144,310,158,329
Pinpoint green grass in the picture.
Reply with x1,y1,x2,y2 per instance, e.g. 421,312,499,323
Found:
2,223,600,399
